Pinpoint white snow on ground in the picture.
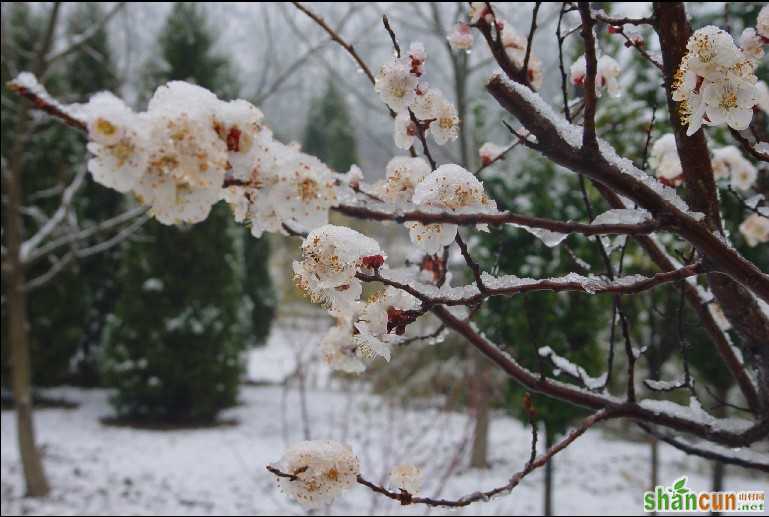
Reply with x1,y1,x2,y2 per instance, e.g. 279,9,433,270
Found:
2,384,766,516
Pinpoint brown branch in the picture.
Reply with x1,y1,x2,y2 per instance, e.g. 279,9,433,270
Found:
359,261,707,310
291,2,376,85
486,74,769,303
381,15,401,58
578,2,599,151
268,409,611,508
431,304,768,448
522,2,542,82
6,81,86,132
638,424,769,473
334,203,667,236
593,12,655,27
454,232,485,293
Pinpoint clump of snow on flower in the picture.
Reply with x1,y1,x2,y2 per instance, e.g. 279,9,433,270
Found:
739,213,769,247
79,79,345,232
570,53,622,97
293,225,384,314
272,440,360,509
711,146,757,191
650,134,683,187
407,164,497,254
672,26,761,136
388,464,423,494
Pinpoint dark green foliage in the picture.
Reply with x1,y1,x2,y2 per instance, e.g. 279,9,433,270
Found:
104,206,245,421
302,80,358,171
103,2,273,421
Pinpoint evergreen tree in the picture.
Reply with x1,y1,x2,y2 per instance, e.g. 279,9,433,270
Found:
302,79,358,171
103,3,272,422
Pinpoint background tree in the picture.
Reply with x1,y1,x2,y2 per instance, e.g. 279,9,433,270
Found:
303,79,359,172
103,2,273,423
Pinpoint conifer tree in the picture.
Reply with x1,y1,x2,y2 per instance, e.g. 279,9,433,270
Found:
103,3,272,422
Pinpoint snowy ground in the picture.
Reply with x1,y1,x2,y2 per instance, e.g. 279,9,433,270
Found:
2,382,766,516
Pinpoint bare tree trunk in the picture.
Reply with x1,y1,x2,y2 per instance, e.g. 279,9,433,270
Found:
3,115,50,497
711,385,728,516
469,350,490,469
649,436,659,516
544,427,554,516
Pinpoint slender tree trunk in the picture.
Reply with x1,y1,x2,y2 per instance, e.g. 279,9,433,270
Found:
3,113,50,497
711,385,728,516
544,427,554,516
469,350,490,469
649,436,659,516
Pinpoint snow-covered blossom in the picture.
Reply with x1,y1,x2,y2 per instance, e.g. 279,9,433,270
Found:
293,225,384,312
739,28,765,61
394,110,417,150
375,58,418,113
137,82,229,225
408,42,427,77
757,5,769,41
376,156,432,204
650,134,683,187
570,54,621,97
354,286,420,362
479,142,507,166
408,164,496,253
273,440,360,509
672,26,761,136
388,464,423,494
448,22,474,50
430,96,459,145
84,93,148,193
739,213,769,247
711,146,757,191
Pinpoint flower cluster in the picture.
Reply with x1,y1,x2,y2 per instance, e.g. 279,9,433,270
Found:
273,440,360,509
570,54,622,98
83,81,352,233
672,25,763,136
407,164,497,254
375,44,459,149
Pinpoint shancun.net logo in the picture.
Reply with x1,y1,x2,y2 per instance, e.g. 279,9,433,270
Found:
644,476,765,513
